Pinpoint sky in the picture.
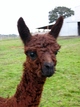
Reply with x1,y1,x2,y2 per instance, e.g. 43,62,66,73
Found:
0,0,80,34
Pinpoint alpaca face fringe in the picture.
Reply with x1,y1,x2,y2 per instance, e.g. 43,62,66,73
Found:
23,34,61,77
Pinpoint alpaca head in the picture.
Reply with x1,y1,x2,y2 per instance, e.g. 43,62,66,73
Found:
17,16,63,78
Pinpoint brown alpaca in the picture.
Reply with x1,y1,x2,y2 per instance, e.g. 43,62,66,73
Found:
0,16,63,107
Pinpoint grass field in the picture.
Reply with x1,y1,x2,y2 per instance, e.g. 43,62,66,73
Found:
0,37,80,107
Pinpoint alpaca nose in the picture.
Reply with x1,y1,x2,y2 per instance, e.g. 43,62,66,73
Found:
45,62,54,70
42,62,54,77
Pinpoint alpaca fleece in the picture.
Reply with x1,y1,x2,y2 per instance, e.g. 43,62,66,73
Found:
0,16,63,107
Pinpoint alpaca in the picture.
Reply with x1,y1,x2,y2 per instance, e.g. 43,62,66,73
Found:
0,16,63,107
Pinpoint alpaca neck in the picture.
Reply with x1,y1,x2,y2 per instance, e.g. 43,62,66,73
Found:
14,68,46,106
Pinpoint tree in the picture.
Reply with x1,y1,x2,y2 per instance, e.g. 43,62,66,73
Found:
48,6,74,23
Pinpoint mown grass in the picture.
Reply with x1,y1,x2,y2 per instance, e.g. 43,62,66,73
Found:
0,37,80,107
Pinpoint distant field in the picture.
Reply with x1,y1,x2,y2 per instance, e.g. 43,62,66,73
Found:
0,37,80,107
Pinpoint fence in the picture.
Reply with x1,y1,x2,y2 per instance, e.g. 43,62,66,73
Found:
0,34,19,40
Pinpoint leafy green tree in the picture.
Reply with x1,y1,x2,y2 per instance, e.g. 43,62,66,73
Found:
48,6,74,23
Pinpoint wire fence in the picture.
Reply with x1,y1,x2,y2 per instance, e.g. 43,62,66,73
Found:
0,34,19,40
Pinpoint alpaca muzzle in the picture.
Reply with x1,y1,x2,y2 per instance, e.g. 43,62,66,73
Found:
42,62,54,77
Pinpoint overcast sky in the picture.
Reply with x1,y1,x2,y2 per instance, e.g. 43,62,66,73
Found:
0,0,80,34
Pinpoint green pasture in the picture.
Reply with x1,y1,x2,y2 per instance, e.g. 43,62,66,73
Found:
0,37,80,107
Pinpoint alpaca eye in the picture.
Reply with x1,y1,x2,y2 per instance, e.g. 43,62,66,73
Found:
55,51,59,55
26,51,37,60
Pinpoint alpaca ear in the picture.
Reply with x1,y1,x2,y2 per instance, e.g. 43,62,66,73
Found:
17,17,31,45
49,16,63,39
